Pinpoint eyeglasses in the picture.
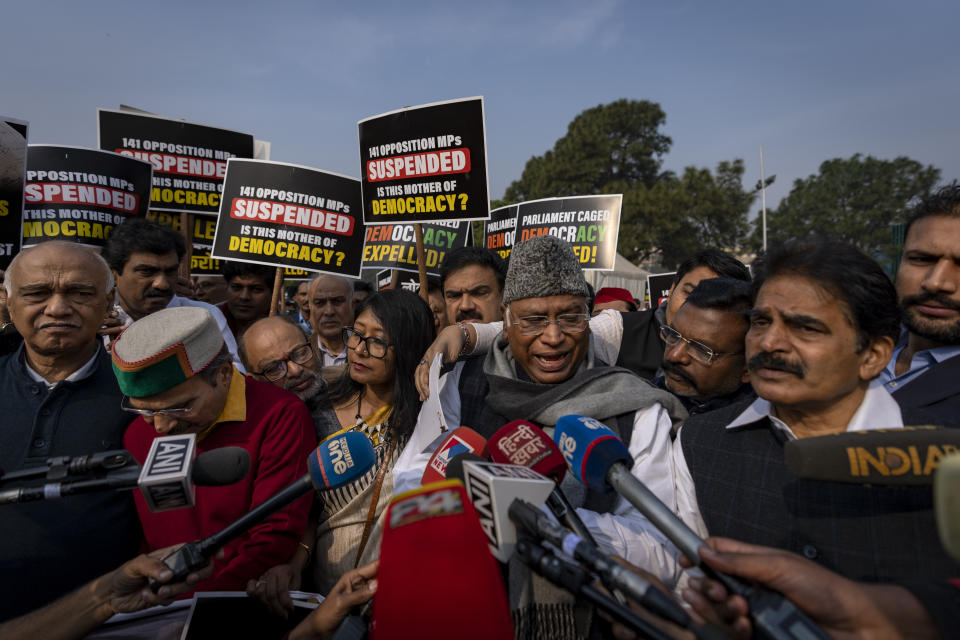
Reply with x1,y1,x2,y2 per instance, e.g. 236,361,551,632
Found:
120,395,195,418
659,325,743,365
507,307,590,336
252,343,315,382
343,327,391,359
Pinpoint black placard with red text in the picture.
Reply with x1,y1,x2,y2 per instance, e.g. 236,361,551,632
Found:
647,272,676,307
98,109,254,215
22,145,152,250
483,204,518,261
359,97,489,225
0,117,28,268
513,194,621,270
210,159,364,277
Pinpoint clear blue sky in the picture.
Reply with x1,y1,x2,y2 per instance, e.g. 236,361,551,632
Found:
4,0,958,217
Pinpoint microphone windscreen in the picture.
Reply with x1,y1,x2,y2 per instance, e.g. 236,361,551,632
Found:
371,481,513,640
554,414,631,493
935,452,960,562
784,426,960,485
445,452,487,483
191,447,251,486
421,427,488,485
308,430,377,490
488,420,566,482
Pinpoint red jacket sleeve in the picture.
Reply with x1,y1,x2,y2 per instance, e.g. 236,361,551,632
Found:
200,396,318,591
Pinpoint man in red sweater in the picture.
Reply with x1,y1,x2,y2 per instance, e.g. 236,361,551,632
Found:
112,306,317,592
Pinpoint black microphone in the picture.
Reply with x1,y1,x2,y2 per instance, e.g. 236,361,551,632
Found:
509,498,690,629
556,415,831,640
0,450,136,485
514,536,675,640
784,426,960,485
0,447,250,506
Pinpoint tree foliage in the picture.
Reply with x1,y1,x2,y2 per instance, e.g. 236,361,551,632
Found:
502,99,755,269
619,160,755,268
504,99,671,202
754,154,941,263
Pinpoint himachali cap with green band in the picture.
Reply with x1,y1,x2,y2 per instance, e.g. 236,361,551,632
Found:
111,306,225,398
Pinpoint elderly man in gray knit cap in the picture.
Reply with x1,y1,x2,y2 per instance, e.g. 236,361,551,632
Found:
414,235,687,639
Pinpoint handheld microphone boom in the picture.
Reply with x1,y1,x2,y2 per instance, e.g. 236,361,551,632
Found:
784,426,960,485
421,426,487,485
488,420,598,546
446,459,554,562
152,430,376,591
508,499,690,628
0,444,250,507
555,414,831,640
0,450,136,485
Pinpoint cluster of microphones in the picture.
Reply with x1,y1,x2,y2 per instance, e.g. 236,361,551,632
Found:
3,420,959,640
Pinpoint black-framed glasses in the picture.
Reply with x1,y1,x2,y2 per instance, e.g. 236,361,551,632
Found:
659,325,743,365
120,396,194,418
343,327,391,358
507,307,590,336
252,343,315,382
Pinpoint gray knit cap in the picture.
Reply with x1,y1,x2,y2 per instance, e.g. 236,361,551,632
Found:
502,235,589,305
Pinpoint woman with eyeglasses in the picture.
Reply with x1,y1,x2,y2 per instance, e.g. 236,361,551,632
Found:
248,289,435,616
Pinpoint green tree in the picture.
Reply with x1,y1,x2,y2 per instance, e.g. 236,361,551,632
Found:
503,99,671,202
754,154,940,264
501,99,755,269
618,160,755,267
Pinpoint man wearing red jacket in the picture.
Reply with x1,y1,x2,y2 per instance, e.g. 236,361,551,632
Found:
112,306,317,592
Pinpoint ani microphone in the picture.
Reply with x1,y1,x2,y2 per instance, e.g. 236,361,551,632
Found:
152,430,376,591
0,439,250,510
420,426,488,485
370,480,513,640
445,459,554,562
784,426,960,485
555,414,832,640
487,420,598,545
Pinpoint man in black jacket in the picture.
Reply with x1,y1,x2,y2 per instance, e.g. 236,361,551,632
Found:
654,278,755,416
880,185,960,421
0,241,140,621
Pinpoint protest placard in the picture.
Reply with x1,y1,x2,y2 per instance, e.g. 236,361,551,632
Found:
98,109,254,215
191,246,314,279
362,221,471,276
514,194,621,270
0,117,27,269
646,272,676,307
22,145,151,250
359,97,489,226
210,159,364,277
191,247,223,276
147,210,218,249
376,269,392,291
483,204,518,260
